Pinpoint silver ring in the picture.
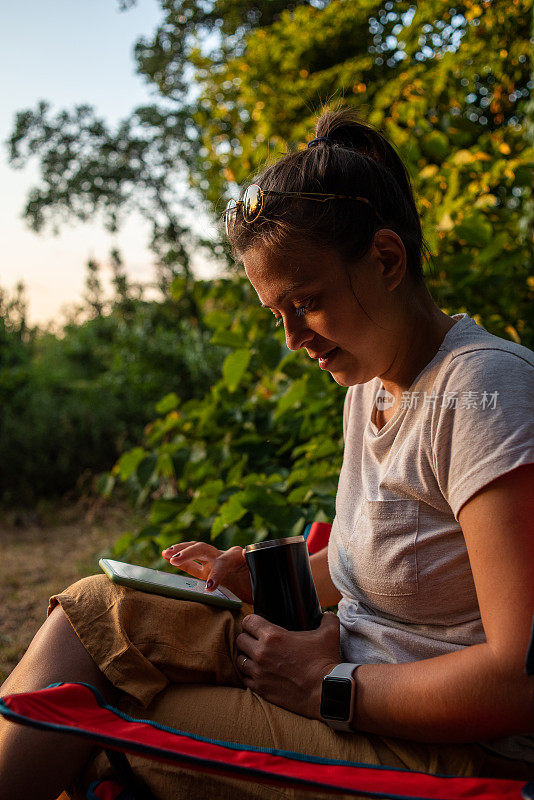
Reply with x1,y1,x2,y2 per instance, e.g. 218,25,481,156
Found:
241,656,248,671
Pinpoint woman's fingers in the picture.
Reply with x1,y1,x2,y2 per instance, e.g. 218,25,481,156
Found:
236,630,258,658
207,546,246,591
162,541,216,559
161,542,248,596
162,543,181,556
169,547,204,565
172,559,206,579
164,542,219,565
237,653,254,676
161,542,221,580
236,630,260,676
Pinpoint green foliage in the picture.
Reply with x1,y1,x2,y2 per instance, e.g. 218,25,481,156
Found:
194,0,534,346
5,1,533,532
8,0,533,345
0,272,224,505
109,277,344,565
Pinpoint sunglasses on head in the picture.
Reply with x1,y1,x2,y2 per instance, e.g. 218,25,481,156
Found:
223,183,383,237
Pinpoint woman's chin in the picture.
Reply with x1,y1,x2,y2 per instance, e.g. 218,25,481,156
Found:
329,369,356,387
329,364,370,387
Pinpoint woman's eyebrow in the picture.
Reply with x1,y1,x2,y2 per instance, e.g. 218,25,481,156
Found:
260,281,310,308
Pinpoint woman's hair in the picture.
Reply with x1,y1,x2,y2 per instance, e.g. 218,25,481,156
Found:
227,107,429,284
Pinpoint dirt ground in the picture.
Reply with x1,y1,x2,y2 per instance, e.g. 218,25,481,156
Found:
0,500,145,682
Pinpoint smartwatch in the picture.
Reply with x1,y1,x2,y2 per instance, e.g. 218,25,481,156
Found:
320,662,361,731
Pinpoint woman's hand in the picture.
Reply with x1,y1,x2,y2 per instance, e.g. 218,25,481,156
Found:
162,541,253,604
235,611,341,719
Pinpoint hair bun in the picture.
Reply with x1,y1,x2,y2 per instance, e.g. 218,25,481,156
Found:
227,104,426,285
314,106,415,212
315,107,387,163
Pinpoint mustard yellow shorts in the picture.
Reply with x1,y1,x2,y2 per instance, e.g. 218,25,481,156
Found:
48,574,532,799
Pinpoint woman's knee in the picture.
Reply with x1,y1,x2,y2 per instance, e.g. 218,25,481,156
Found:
1,604,116,702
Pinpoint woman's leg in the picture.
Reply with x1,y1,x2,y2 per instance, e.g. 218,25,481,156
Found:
0,573,248,800
107,683,500,800
0,605,117,800
2,577,519,800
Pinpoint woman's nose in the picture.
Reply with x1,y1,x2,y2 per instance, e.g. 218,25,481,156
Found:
283,315,314,351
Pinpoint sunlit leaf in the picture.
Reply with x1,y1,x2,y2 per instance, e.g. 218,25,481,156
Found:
155,393,180,414
118,447,146,481
222,348,251,392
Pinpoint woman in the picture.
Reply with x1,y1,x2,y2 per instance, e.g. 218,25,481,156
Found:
1,108,533,799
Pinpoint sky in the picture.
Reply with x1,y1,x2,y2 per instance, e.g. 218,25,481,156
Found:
1,0,219,327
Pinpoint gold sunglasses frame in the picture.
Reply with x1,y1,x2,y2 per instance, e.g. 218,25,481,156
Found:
224,183,383,236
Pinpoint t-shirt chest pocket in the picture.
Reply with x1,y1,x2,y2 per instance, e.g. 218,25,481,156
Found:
349,498,420,596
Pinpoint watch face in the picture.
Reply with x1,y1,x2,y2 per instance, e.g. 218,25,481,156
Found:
320,677,352,721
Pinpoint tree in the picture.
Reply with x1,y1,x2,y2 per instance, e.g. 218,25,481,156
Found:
194,0,534,343
7,101,212,287
7,0,533,343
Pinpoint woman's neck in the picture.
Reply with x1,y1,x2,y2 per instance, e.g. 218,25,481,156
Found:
377,290,459,404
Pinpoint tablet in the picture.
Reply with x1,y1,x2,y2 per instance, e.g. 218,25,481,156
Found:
99,558,242,610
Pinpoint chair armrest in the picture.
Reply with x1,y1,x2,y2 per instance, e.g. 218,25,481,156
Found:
303,521,332,555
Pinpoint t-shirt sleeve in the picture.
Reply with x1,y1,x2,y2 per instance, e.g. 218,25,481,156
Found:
431,348,534,520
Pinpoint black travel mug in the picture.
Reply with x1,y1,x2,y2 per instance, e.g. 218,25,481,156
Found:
244,536,322,630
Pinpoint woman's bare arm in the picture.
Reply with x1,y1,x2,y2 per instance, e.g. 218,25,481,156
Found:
350,463,534,741
310,547,342,608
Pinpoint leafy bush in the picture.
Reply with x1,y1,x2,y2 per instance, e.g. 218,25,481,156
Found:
0,281,223,505
107,276,345,565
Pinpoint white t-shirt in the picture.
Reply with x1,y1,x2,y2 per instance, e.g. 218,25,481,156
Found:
327,313,534,761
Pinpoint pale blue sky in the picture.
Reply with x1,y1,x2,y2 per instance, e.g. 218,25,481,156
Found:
1,0,218,326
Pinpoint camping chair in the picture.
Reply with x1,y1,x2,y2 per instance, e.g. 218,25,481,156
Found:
1,522,533,800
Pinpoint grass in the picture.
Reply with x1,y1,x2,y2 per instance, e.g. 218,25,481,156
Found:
0,499,146,683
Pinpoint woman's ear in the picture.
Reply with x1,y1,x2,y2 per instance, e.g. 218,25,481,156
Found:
372,229,407,292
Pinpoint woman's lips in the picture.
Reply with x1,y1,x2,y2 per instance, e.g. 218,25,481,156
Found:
318,347,339,369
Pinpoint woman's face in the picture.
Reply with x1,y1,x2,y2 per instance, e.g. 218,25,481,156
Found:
243,233,406,388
